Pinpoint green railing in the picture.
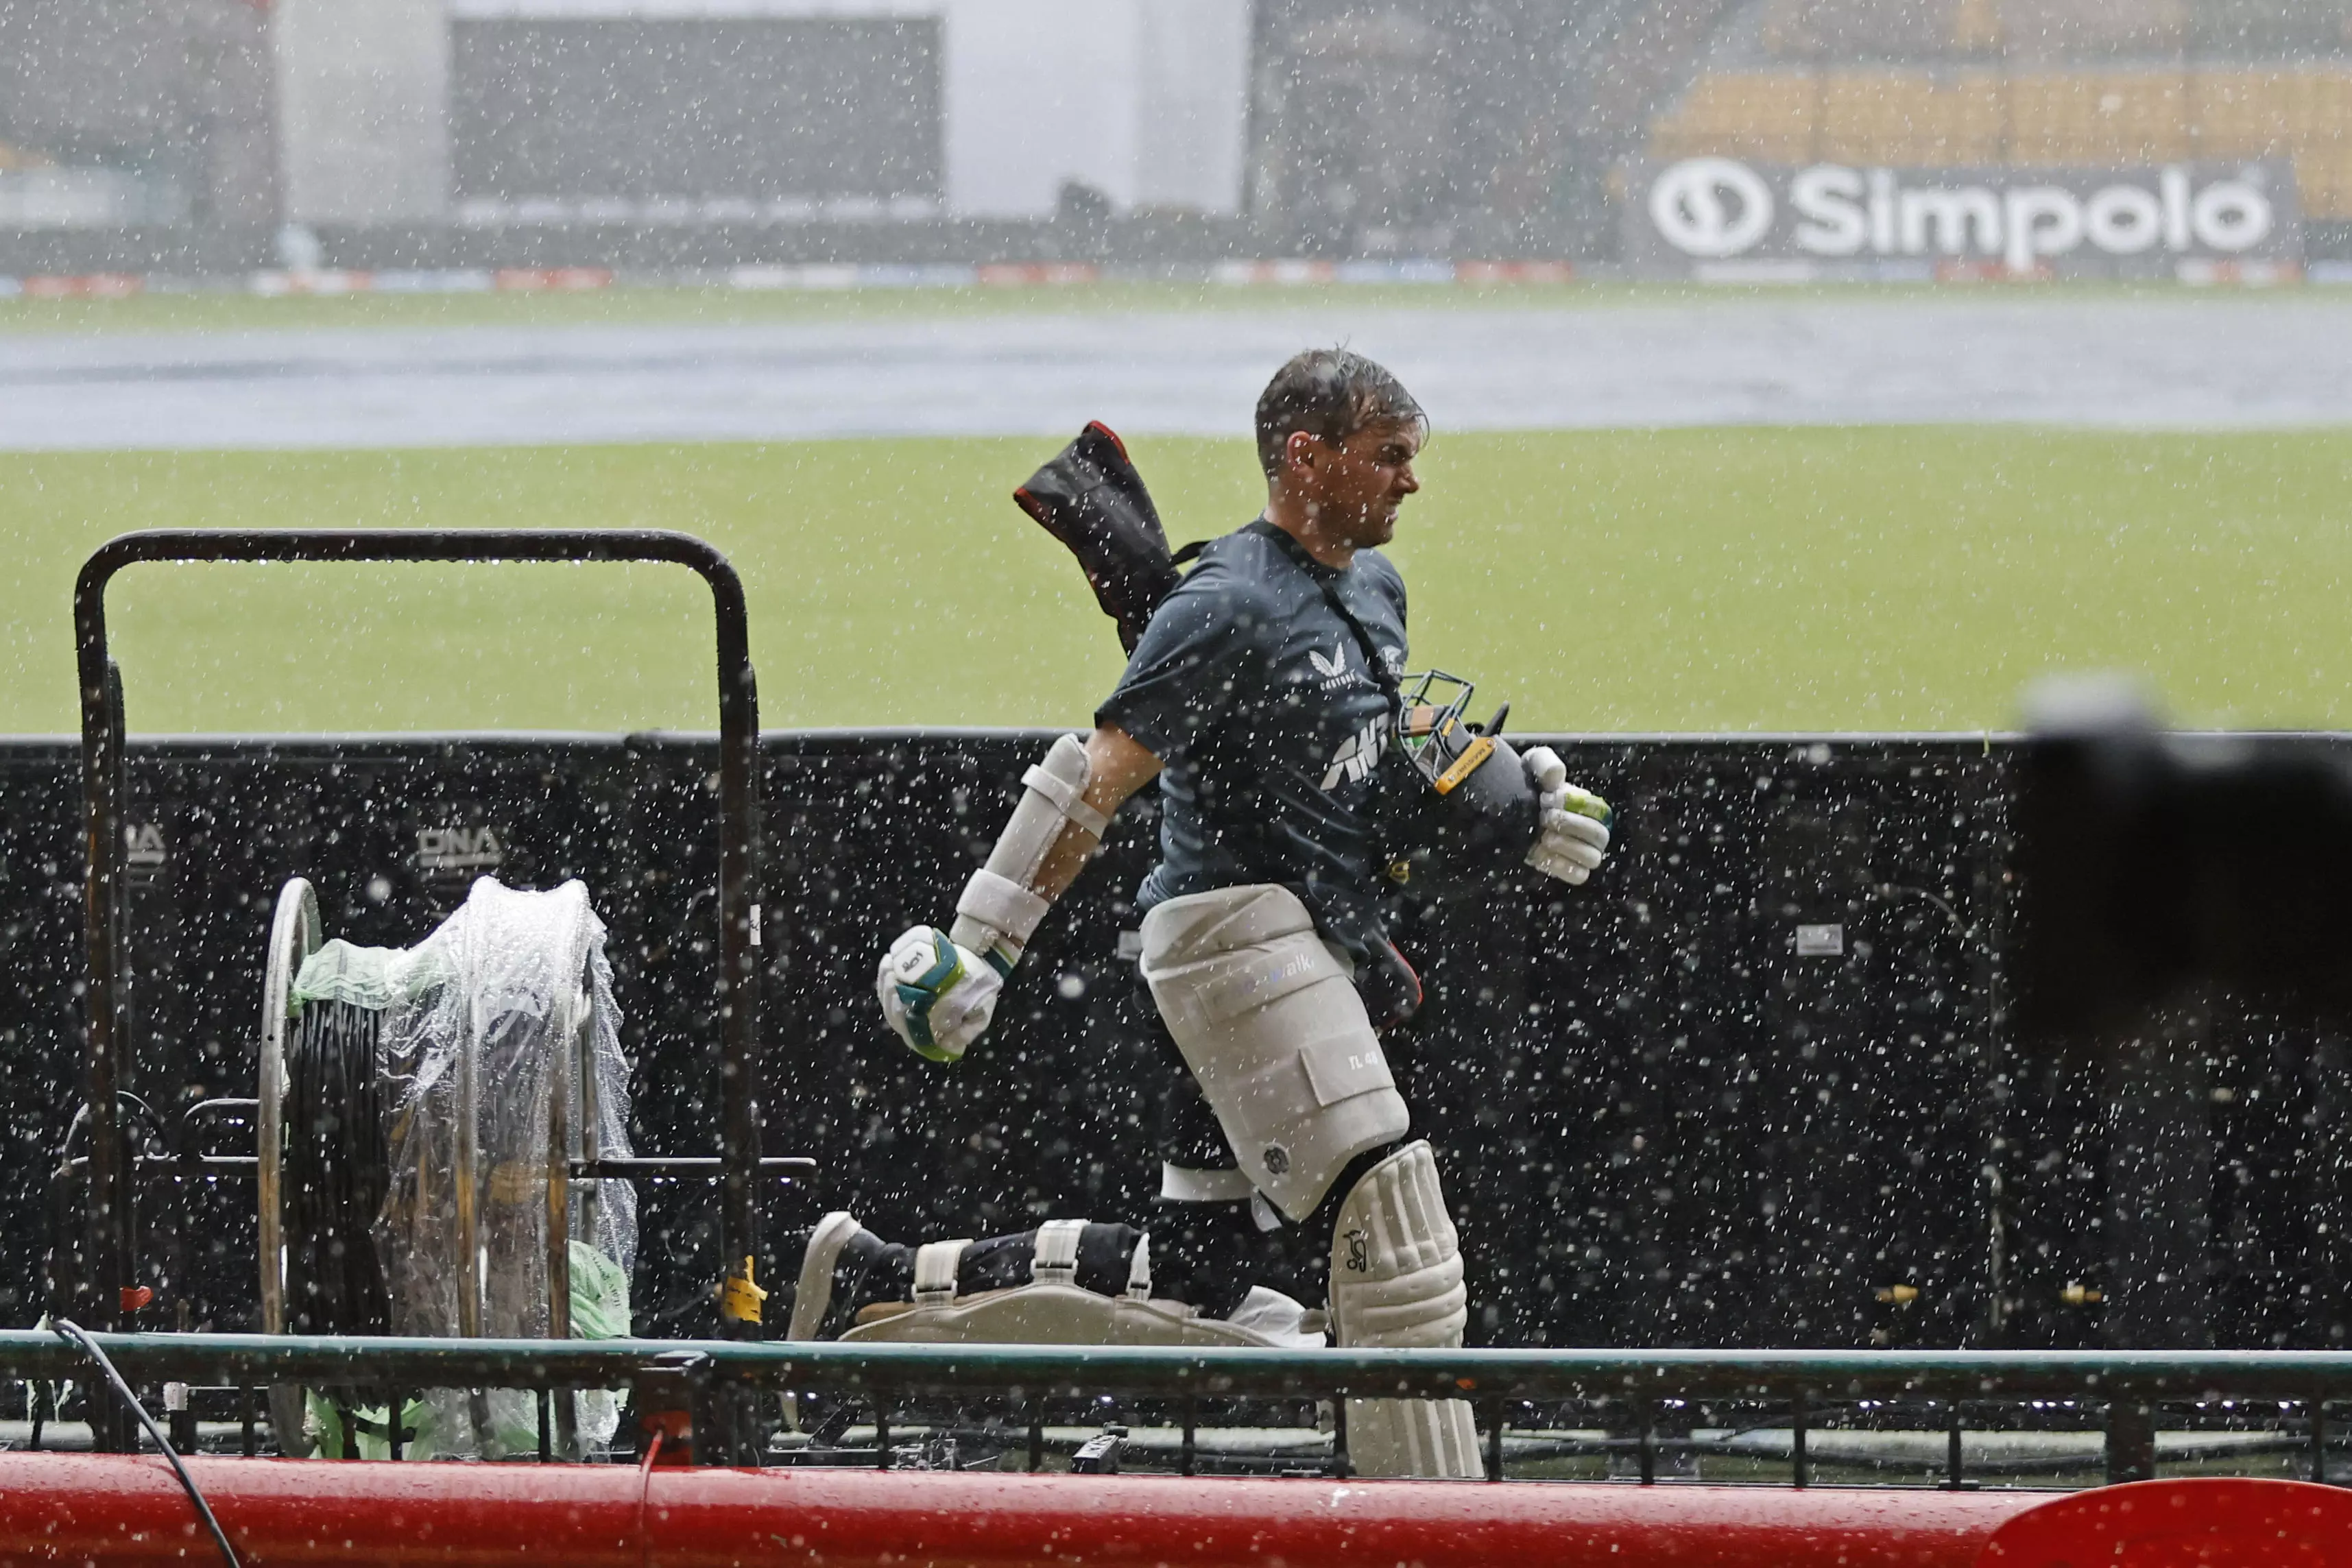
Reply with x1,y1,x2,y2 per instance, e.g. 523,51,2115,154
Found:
10,1333,2352,1485
4,1334,2351,1401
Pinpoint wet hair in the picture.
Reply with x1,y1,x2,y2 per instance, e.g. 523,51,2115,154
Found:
1253,348,1426,479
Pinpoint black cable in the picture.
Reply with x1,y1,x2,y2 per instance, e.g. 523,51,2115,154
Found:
283,1000,392,1336
51,1318,243,1568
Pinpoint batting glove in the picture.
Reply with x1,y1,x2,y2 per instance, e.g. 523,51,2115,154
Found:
876,925,1005,1063
1521,745,1612,886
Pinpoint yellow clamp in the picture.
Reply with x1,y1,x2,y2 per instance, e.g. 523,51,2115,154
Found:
718,1255,769,1324
1431,734,1496,795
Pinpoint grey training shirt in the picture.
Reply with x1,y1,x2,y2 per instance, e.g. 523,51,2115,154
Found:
1095,518,1406,953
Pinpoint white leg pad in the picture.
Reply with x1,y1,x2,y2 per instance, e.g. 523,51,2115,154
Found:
1328,1140,1482,1480
841,1219,1285,1347
1140,884,1409,1220
950,734,1104,955
787,1211,867,1342
841,1285,1284,1348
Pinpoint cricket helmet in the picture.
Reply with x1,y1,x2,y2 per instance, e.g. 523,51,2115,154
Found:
1376,670,1541,900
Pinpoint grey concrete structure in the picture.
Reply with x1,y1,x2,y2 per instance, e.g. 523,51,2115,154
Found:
274,0,451,224
0,0,276,227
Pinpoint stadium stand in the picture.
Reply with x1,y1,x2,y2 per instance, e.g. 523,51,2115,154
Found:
1649,0,2352,219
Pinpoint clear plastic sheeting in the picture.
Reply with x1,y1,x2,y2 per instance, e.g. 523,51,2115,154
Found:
291,876,636,1460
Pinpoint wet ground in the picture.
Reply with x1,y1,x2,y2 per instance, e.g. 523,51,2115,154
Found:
2,294,2347,449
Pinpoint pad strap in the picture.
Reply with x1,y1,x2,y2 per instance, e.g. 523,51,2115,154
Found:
1158,1162,1257,1204
1126,1232,1153,1300
913,1240,970,1303
1020,763,1111,838
1031,1219,1087,1286
957,870,1052,947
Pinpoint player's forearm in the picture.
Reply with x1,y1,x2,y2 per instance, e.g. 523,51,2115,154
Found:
920,725,1156,982
1027,725,1160,904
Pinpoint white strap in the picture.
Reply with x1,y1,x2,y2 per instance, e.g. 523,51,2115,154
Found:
1158,1162,1257,1204
1126,1232,1153,1300
1022,762,1110,838
1031,1218,1086,1285
913,1239,969,1303
957,869,1053,945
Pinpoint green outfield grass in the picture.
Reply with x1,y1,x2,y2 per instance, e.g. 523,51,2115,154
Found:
0,277,2226,335
0,280,1542,335
2,426,2347,736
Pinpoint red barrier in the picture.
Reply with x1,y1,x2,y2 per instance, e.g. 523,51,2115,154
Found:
0,1456,639,1566
1978,1477,2352,1565
1,1456,2336,1567
0,1454,2048,1567
644,1469,2040,1567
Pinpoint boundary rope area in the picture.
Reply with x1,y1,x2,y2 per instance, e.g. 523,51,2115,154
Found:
4,1334,2351,1486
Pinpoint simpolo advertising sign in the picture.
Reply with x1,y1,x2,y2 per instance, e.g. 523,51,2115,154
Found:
1623,157,2301,278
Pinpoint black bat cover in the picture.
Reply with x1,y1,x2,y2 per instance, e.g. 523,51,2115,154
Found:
1013,421,1185,653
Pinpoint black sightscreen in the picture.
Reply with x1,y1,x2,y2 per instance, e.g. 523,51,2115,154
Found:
21,727,2352,1354
450,18,940,204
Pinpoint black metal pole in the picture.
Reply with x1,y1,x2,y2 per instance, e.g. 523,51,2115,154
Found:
1792,1389,1809,1488
716,652,765,1341
76,649,125,1336
2106,1399,2158,1485
73,529,764,1342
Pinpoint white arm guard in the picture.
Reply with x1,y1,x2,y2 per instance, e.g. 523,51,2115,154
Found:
949,733,1107,967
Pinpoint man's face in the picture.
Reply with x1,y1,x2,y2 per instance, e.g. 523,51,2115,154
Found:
1289,419,1423,548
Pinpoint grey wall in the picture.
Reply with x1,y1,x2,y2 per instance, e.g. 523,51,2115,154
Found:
0,0,276,227
446,15,940,215
274,0,450,224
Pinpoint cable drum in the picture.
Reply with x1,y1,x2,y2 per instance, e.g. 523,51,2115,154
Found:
264,882,407,1457
280,998,394,1338
258,878,320,1457
258,875,640,1461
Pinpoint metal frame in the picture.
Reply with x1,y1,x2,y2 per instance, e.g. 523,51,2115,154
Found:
256,878,317,1343
73,530,766,1336
11,1336,2352,1484
256,878,321,1456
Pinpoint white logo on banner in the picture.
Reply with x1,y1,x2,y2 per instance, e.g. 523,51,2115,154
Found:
413,825,505,872
1648,158,1776,258
1646,158,2277,269
123,823,166,868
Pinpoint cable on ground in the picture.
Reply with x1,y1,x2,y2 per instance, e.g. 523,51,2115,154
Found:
51,1317,243,1568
